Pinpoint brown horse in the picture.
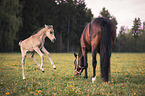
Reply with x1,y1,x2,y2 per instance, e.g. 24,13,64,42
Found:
74,17,116,82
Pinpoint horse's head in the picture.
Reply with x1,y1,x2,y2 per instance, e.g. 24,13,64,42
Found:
73,53,84,76
45,25,56,43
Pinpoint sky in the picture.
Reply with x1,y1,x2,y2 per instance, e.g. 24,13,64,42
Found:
85,0,145,34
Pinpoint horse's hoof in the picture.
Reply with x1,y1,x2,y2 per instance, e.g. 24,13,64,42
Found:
92,76,96,83
54,68,56,70
84,76,88,79
42,71,44,73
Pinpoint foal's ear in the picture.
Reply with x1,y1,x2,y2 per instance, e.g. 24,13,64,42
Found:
45,24,48,28
74,53,77,58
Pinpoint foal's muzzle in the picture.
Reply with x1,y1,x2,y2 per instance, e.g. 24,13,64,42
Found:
52,38,56,43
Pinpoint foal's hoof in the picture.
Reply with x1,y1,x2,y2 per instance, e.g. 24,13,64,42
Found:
54,68,56,70
42,71,45,73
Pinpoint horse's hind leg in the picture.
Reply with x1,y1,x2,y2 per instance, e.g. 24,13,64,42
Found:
21,49,27,79
30,52,41,68
92,48,97,83
41,47,56,69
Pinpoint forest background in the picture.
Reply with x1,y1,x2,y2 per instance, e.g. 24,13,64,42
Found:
0,0,145,52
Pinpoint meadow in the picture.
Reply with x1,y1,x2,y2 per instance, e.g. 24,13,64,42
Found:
0,53,145,95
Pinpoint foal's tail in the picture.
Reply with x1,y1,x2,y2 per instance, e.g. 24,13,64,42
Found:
18,40,22,46
100,21,111,82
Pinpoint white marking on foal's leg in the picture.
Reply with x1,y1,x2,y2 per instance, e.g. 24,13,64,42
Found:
50,58,56,69
92,76,96,83
22,63,26,79
40,67,44,72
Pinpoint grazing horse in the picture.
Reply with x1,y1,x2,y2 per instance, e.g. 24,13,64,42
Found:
74,17,116,82
19,25,56,79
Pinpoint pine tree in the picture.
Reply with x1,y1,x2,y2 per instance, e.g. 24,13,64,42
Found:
0,0,22,52
99,7,118,28
132,17,142,39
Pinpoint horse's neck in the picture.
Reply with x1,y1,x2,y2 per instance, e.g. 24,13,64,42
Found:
35,28,47,41
78,46,82,57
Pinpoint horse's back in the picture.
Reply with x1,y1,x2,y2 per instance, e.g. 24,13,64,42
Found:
81,17,116,52
91,17,116,48
91,17,115,35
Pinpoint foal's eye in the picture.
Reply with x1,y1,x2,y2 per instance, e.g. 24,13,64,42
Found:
50,32,52,34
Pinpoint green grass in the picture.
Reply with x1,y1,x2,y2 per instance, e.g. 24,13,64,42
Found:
0,53,145,95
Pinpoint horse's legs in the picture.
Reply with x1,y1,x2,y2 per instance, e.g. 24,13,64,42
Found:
92,49,97,83
41,47,56,69
34,47,44,72
21,48,27,79
82,47,88,78
30,52,41,68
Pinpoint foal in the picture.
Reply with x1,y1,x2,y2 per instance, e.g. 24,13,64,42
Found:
19,25,56,79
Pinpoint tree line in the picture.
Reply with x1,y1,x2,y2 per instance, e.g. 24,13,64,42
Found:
0,0,93,52
99,8,145,52
0,0,145,52
114,18,145,52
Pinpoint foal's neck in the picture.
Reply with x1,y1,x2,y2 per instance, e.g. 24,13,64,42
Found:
36,28,47,40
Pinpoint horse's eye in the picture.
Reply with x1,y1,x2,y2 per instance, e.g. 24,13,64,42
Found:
50,32,52,34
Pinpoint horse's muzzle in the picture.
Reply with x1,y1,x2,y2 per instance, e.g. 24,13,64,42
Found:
74,72,81,76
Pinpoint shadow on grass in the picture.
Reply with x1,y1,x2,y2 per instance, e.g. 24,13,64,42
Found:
111,74,145,84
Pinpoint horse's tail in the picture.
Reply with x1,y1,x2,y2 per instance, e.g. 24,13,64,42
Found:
18,40,22,46
100,21,111,82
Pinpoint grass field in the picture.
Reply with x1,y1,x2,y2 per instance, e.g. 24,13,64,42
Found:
0,53,145,95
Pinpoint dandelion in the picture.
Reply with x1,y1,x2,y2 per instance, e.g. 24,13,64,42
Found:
134,93,136,95
6,92,10,95
38,82,41,85
38,90,42,93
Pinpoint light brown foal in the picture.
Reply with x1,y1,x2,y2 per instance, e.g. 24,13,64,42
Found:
19,25,56,79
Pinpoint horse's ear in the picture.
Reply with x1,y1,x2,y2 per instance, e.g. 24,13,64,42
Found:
45,24,48,28
47,25,53,29
74,53,77,58
50,25,53,28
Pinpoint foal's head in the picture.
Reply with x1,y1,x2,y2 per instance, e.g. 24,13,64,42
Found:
45,25,56,43
73,53,84,76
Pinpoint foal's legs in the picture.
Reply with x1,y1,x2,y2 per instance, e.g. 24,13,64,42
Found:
21,48,27,79
34,47,44,72
41,47,56,69
30,52,41,68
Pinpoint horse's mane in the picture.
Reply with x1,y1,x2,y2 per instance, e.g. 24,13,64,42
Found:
78,45,82,57
31,25,45,36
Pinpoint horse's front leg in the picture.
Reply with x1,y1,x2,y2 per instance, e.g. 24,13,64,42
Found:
41,47,56,69
82,47,88,78
92,49,97,83
34,47,44,72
